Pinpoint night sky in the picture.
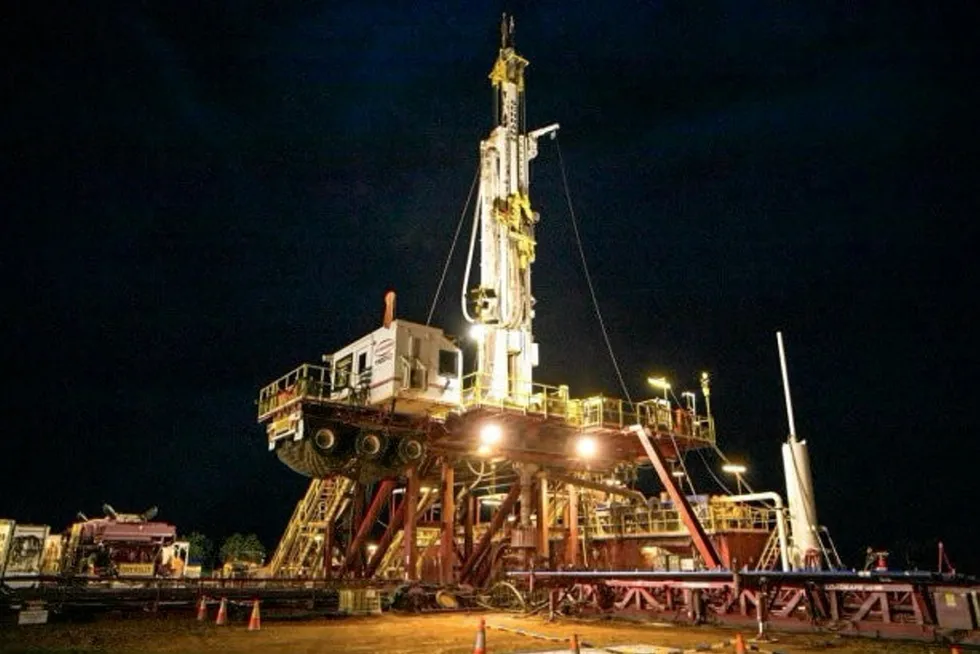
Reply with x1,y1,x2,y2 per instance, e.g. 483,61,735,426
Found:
3,3,978,573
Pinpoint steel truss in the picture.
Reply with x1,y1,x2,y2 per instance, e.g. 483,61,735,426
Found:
512,570,980,644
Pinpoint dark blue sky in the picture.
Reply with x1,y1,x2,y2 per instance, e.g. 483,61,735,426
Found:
3,2,977,571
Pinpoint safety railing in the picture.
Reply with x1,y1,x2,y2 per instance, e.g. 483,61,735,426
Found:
584,499,773,540
257,363,332,421
459,374,715,445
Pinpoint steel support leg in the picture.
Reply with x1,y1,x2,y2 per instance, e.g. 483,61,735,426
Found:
339,479,395,576
538,471,550,563
404,467,419,581
440,460,455,584
460,482,522,583
631,425,722,569
565,483,578,566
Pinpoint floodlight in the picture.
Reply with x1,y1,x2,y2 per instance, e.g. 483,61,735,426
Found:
575,435,598,458
479,423,503,445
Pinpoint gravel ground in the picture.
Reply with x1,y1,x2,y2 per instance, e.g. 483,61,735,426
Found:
0,612,957,654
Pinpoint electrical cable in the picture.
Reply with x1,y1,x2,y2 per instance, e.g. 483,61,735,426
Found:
555,137,633,407
427,165,480,326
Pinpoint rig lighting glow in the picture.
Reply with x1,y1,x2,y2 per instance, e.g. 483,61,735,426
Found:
575,435,597,458
479,423,503,445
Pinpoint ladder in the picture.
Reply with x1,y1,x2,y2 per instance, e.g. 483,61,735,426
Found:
818,526,844,570
267,477,353,577
755,527,782,571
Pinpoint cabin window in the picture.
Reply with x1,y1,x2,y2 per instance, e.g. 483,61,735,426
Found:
438,350,459,377
357,351,368,373
334,353,353,389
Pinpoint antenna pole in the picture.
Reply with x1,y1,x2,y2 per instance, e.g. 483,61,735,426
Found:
777,331,797,440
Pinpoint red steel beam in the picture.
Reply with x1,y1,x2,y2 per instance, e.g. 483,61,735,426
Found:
439,460,455,584
460,482,522,583
364,495,408,578
565,483,578,566
404,467,419,581
632,425,723,569
338,479,395,576
464,495,474,562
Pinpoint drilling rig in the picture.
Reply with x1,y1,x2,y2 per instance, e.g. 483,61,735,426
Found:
255,15,781,589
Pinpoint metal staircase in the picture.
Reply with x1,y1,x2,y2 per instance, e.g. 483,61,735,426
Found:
755,527,782,571
267,477,353,577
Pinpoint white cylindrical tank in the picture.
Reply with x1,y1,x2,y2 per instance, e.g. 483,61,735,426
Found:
781,437,820,569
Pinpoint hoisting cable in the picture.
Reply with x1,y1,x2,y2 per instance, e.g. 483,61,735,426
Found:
426,165,481,326
555,137,632,407
695,447,735,496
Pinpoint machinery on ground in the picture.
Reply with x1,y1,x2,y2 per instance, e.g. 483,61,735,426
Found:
2,506,189,582
60,505,189,578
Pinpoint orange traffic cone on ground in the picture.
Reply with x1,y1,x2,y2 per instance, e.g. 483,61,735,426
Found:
215,597,228,626
570,633,581,653
248,599,261,631
196,596,208,622
472,617,486,654
950,646,962,654
734,632,747,654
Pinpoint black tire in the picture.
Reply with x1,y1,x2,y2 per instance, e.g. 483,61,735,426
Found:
397,437,425,464
312,427,339,455
355,431,389,459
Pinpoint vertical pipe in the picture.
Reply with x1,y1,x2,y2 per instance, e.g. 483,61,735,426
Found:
440,460,456,584
464,496,475,562
565,483,578,567
537,472,550,562
776,331,797,439
404,467,419,581
519,466,533,526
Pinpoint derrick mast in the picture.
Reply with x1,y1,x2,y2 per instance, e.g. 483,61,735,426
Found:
464,15,558,402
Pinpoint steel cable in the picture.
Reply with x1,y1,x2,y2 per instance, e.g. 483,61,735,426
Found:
555,137,633,407
426,165,480,326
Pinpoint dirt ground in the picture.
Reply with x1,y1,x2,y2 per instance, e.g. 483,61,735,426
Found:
0,612,957,654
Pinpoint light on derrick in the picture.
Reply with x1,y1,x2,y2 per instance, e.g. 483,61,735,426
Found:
575,435,597,459
469,324,485,341
479,423,503,445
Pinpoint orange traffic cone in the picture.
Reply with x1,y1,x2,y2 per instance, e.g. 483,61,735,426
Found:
950,647,962,654
248,599,261,631
570,633,581,654
472,617,486,654
215,597,228,626
734,632,747,654
196,596,208,622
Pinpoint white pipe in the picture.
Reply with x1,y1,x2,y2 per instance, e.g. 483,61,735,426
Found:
776,331,797,439
717,492,790,572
